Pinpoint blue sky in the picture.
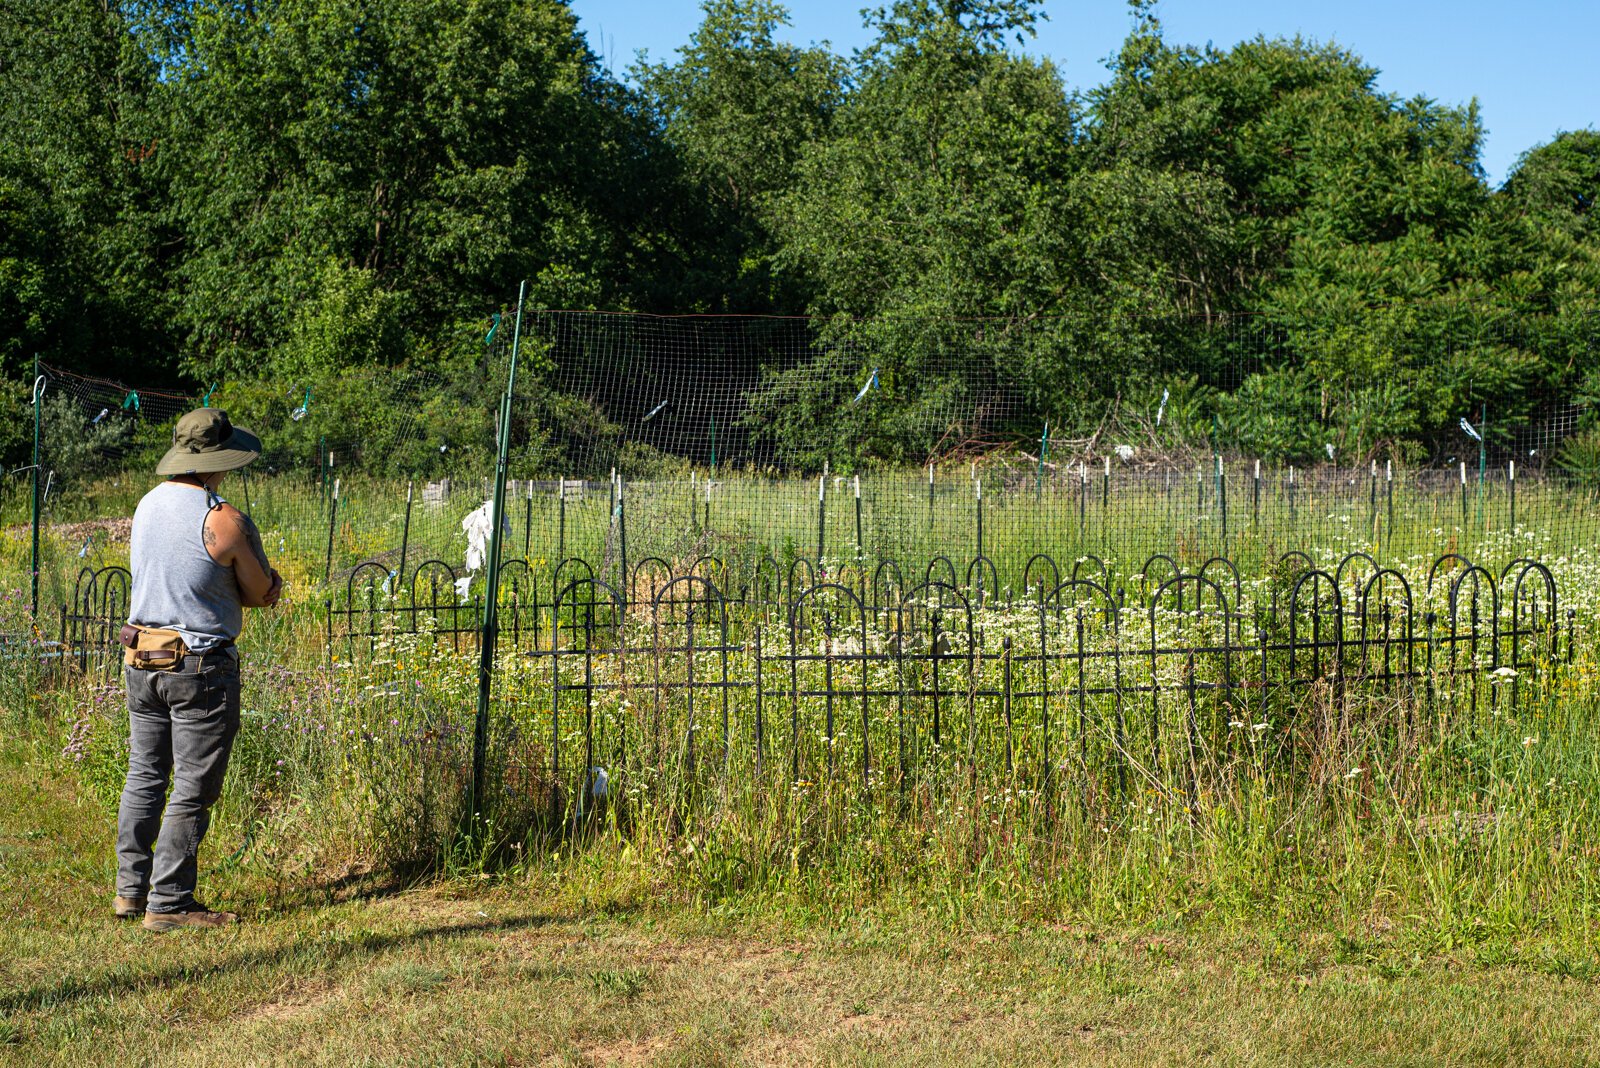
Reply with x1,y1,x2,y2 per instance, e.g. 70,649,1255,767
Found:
569,0,1598,187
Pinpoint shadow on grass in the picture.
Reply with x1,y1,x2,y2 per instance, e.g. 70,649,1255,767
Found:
249,862,433,914
0,911,563,1016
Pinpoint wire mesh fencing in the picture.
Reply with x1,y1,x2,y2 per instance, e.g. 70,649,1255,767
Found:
17,303,1600,832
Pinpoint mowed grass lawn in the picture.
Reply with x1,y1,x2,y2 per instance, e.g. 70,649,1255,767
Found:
2,740,1599,1067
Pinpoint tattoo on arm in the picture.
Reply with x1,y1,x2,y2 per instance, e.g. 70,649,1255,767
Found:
235,513,271,571
204,523,218,549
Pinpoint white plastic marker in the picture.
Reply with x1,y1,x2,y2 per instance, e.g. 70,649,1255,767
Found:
92,408,109,425
1460,417,1482,441
928,462,934,485
641,398,668,422
854,474,860,499
1104,455,1111,478
1254,458,1261,479
1156,388,1169,427
1386,460,1392,482
1324,442,1335,461
976,478,982,501
1371,459,1377,478
1460,462,1467,485
1509,460,1516,481
852,368,880,405
818,474,825,502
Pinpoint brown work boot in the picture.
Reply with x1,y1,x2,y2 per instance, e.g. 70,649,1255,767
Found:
141,902,239,932
114,895,147,920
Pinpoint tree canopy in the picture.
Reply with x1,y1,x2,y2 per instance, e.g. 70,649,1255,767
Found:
2,0,1596,466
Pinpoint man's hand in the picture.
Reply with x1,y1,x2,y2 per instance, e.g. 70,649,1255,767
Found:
262,568,283,607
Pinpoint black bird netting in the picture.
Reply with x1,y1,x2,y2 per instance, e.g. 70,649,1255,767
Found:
17,305,1600,611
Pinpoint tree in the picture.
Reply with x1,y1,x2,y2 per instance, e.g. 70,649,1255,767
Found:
0,0,173,388
636,0,844,311
149,0,676,379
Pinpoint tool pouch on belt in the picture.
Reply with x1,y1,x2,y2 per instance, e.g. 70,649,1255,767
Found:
119,623,189,671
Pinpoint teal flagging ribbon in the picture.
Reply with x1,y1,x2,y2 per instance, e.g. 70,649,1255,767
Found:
201,382,218,407
121,391,139,412
485,313,501,346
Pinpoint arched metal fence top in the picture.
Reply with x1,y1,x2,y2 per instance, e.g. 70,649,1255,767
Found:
896,580,974,629
870,558,905,608
343,560,393,604
1428,552,1475,593
552,575,626,619
923,555,958,589
1507,559,1556,613
552,555,595,589
1501,556,1551,588
689,554,725,580
1287,567,1342,611
1022,552,1061,596
965,554,999,606
786,581,870,640
751,553,783,597
630,555,674,592
1447,564,1498,620
1358,567,1415,613
1334,550,1378,593
1042,577,1120,628
1071,553,1108,589
1198,556,1242,611
73,564,130,618
1277,550,1315,577
648,573,731,634
496,556,533,583
409,558,460,601
786,556,818,595
1137,554,1182,592
1148,572,1231,622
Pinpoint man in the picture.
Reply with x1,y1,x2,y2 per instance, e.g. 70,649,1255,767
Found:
114,408,282,932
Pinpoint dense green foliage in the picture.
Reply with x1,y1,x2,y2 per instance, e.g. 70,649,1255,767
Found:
2,0,1596,466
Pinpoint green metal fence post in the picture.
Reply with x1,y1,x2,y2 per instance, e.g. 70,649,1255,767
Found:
471,282,527,826
1036,422,1047,502
30,360,43,617
1476,404,1487,528
398,479,413,588
323,479,340,583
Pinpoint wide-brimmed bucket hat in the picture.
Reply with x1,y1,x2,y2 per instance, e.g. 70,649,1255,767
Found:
155,408,262,476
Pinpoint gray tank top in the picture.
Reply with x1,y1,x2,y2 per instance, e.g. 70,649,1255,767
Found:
127,481,243,653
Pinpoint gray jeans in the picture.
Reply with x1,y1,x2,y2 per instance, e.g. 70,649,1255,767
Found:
117,652,240,913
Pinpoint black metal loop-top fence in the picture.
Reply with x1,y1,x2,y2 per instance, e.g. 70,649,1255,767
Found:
54,548,1571,808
